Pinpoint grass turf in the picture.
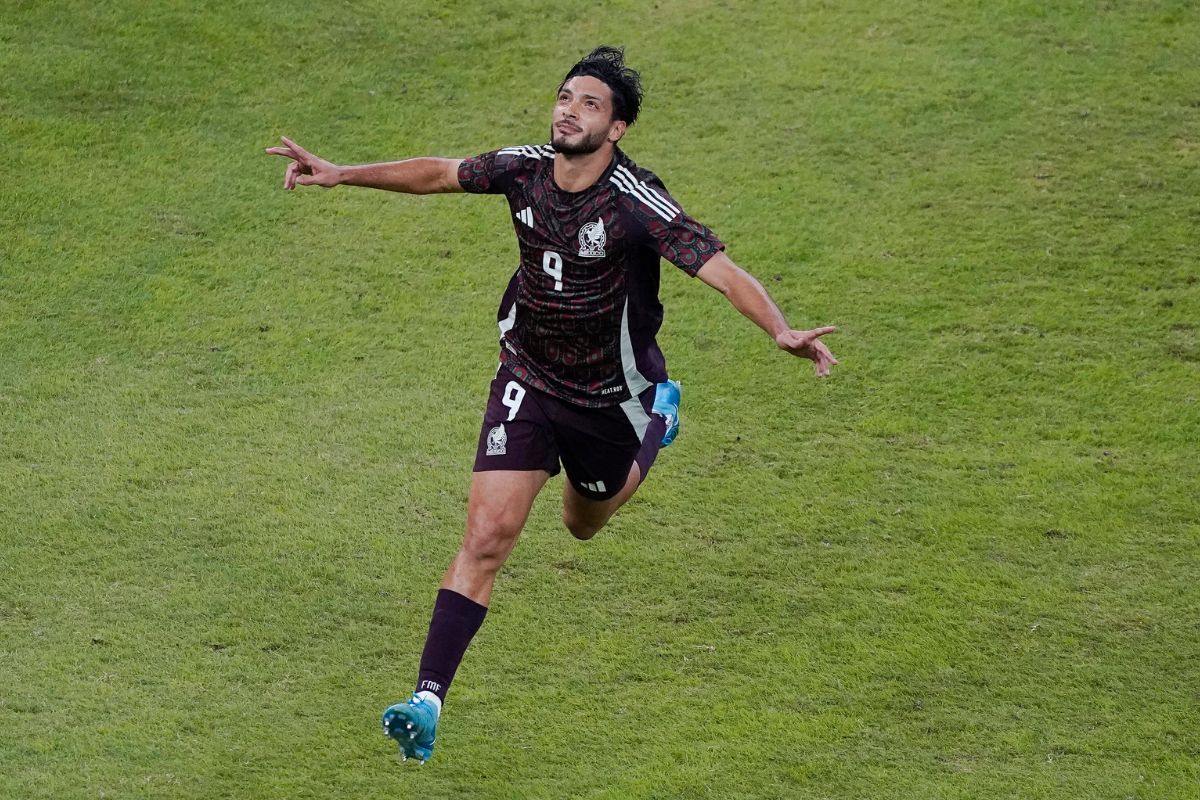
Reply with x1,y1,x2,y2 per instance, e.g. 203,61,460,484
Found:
2,0,1198,797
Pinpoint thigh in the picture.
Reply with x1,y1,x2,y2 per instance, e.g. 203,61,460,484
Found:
473,366,561,476
465,468,553,537
444,468,552,605
561,459,641,529
462,469,550,559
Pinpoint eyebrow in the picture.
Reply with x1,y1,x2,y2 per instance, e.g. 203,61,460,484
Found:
558,88,606,103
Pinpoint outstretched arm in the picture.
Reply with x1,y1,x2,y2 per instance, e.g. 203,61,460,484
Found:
696,252,839,377
264,136,464,194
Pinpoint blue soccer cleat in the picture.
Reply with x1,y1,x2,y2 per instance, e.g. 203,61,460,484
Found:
652,379,682,447
382,693,439,764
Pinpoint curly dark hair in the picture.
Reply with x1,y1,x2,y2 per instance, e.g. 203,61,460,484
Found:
559,45,644,126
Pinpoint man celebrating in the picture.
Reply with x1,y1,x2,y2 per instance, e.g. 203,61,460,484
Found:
267,46,838,764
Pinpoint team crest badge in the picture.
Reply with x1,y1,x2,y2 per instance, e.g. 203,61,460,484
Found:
486,424,507,456
577,218,606,258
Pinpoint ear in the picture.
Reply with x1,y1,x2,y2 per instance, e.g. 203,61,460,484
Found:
607,119,628,144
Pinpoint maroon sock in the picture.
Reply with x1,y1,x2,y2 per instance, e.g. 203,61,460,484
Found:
415,589,488,702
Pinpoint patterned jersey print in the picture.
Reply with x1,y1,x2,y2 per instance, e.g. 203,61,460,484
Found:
459,144,724,407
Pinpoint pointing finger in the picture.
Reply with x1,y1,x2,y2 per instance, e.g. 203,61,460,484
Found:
280,136,311,160
264,146,298,159
812,325,838,337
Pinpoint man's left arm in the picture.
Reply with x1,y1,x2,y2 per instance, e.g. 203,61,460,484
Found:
696,252,839,377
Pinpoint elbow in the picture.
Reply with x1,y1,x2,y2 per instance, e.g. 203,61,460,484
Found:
698,254,751,297
721,265,757,298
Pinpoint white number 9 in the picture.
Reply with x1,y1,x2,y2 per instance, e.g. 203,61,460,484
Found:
501,381,526,422
542,250,563,291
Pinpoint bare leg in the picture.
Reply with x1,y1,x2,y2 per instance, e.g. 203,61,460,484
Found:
388,470,552,755
441,469,551,606
561,461,642,541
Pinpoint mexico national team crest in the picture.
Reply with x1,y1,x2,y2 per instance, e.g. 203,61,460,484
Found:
486,423,507,456
577,217,606,258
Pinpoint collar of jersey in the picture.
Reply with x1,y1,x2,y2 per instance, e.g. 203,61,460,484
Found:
547,147,622,196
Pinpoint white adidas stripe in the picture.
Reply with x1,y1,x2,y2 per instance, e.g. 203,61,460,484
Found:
615,165,679,214
614,165,680,218
609,172,669,219
499,145,548,160
609,170,676,221
610,169,679,221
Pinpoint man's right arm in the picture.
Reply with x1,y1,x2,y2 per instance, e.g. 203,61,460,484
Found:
336,157,463,194
265,136,464,194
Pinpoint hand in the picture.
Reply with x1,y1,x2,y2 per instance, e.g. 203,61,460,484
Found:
776,326,839,377
263,136,341,189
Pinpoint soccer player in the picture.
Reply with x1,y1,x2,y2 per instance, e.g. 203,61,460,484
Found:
266,46,838,763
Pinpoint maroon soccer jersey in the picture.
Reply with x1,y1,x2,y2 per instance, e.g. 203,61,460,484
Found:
458,144,724,408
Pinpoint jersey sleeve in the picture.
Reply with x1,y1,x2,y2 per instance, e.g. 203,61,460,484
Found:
622,171,725,276
457,145,549,195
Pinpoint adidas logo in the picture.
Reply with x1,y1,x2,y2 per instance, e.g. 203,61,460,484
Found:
581,480,607,493
515,207,534,228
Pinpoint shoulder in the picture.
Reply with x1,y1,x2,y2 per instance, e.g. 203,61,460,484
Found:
495,143,556,168
460,144,554,193
607,152,681,223
500,143,556,159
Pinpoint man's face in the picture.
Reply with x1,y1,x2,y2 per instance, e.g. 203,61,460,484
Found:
550,75,625,155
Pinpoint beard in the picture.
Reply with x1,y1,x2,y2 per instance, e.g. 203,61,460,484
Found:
550,124,608,156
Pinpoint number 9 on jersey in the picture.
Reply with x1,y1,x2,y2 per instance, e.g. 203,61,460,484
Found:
542,251,563,292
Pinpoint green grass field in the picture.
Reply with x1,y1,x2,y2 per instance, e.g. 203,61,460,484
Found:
3,1,1198,797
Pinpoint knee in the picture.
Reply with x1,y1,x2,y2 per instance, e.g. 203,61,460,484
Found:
461,517,520,570
563,510,603,541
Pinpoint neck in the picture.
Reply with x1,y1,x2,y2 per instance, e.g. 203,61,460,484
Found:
553,143,615,192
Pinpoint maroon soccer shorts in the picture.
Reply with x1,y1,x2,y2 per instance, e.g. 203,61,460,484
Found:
473,364,667,500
